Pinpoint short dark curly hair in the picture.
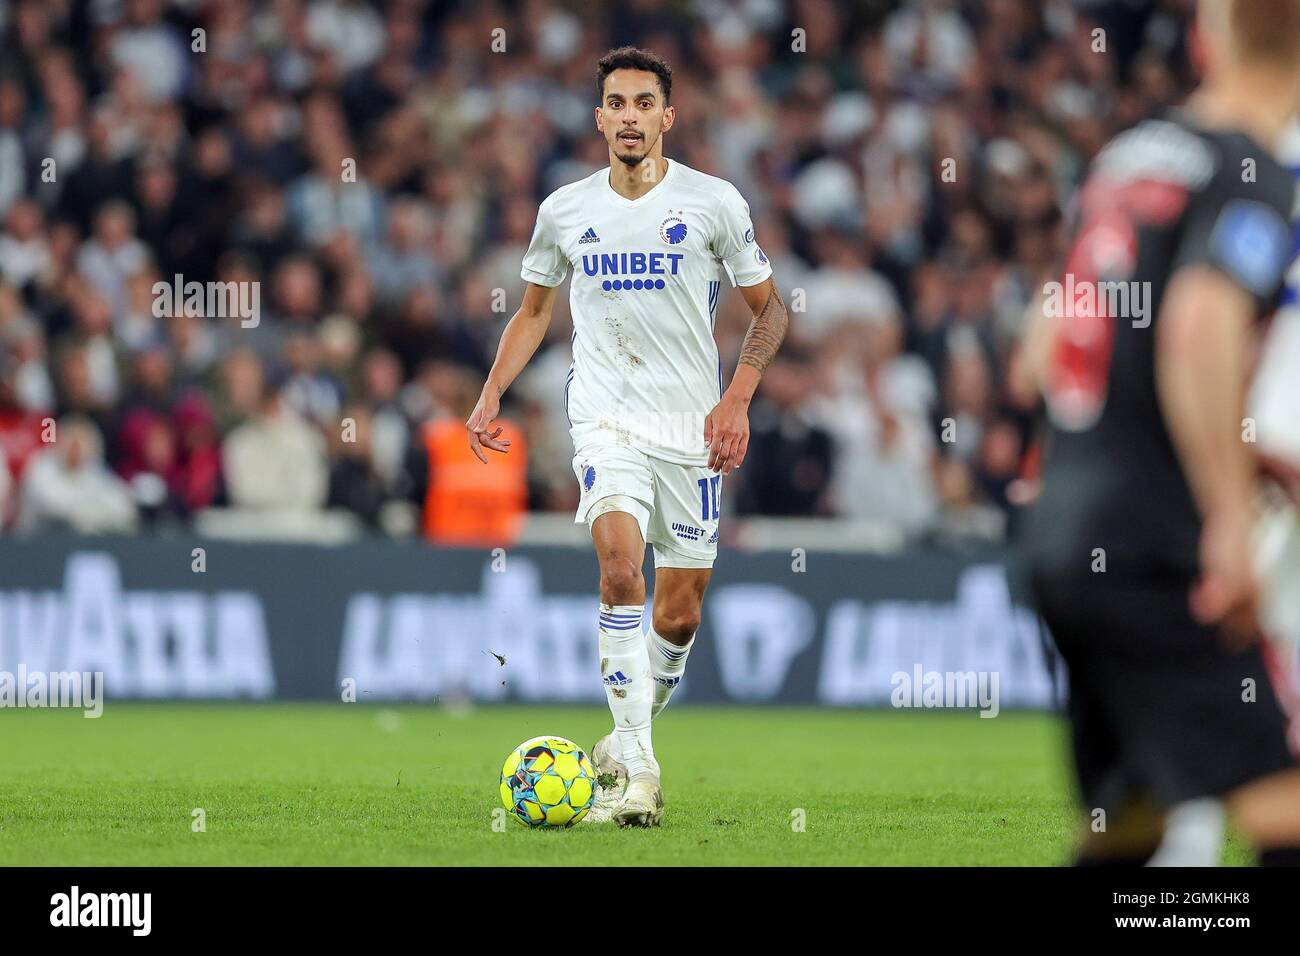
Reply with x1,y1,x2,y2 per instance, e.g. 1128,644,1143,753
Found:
596,46,673,104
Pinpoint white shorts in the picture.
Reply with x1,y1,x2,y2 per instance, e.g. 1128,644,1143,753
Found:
572,444,720,569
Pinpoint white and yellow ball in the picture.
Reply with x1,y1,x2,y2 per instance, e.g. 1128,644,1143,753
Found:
499,735,596,827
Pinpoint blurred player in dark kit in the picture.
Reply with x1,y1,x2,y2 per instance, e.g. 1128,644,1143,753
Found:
1021,0,1300,865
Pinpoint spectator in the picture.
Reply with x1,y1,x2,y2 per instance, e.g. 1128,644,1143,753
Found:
53,343,119,458
0,364,48,505
3,311,55,411
0,77,26,218
369,196,440,305
171,391,223,514
327,404,389,528
222,371,328,512
358,347,412,492
285,118,383,248
76,201,149,322
813,318,939,536
281,330,343,428
230,178,296,276
0,199,51,291
414,365,527,547
132,158,200,280
116,407,185,527
735,347,833,516
17,415,137,534
110,0,190,103
799,226,902,343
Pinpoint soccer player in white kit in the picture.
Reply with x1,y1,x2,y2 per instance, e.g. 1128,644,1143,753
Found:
466,47,789,826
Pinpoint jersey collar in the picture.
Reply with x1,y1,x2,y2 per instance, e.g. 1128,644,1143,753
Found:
604,158,677,208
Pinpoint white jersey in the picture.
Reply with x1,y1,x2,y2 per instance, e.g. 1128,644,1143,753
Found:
1249,122,1300,474
521,160,772,465
1250,121,1300,650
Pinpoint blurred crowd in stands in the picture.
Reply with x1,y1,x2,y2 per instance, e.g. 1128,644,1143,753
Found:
0,0,1201,544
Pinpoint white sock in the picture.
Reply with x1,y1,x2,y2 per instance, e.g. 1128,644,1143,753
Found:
648,627,693,719
1146,798,1226,867
598,603,657,781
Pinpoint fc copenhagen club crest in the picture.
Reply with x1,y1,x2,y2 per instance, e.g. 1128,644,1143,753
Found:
659,215,688,245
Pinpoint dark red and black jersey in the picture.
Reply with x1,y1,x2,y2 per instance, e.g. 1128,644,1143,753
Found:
1023,111,1297,582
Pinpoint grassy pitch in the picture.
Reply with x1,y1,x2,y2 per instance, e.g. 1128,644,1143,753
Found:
0,703,1255,866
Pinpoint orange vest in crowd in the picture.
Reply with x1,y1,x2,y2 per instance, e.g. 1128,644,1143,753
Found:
421,417,527,546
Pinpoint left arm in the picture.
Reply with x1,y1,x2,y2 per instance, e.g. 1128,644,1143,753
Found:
706,277,789,474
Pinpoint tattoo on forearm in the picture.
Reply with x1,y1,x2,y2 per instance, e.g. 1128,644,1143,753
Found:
738,287,789,375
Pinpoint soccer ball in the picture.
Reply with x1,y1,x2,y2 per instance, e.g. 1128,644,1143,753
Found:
499,735,596,827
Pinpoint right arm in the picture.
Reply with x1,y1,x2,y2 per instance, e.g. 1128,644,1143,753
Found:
465,282,557,463
1156,266,1258,637
1157,267,1256,527
1153,155,1293,640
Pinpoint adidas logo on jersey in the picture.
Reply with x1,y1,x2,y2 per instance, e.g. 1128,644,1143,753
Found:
602,671,631,686
578,227,600,244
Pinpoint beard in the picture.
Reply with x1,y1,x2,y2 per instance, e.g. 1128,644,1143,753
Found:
612,129,656,167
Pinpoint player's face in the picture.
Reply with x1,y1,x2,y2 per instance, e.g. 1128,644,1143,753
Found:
596,69,674,167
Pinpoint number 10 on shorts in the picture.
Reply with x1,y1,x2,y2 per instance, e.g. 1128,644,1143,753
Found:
697,475,720,521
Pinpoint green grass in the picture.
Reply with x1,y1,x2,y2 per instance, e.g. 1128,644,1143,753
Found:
0,704,1254,865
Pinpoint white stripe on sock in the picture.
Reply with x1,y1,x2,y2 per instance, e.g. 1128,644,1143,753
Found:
598,604,656,780
648,627,693,719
